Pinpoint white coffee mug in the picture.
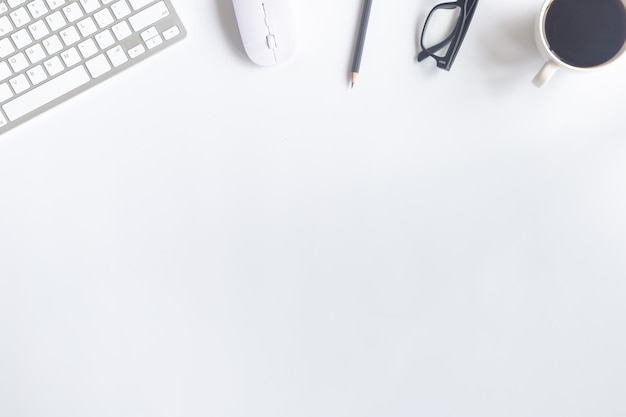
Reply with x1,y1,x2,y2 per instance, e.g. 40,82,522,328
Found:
532,0,626,87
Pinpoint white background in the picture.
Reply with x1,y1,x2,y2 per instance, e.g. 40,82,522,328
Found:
2,0,626,416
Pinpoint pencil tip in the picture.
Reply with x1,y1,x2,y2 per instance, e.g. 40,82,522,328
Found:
351,82,355,89
351,72,358,88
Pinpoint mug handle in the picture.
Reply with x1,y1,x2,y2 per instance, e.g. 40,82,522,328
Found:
532,61,560,87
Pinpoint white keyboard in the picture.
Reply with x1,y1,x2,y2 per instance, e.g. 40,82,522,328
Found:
0,0,185,134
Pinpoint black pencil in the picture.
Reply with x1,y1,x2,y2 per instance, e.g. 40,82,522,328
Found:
351,0,373,88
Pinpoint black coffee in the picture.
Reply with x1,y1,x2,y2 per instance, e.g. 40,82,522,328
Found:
545,0,626,67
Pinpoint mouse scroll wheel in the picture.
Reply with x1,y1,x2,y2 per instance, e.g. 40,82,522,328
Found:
266,34,277,49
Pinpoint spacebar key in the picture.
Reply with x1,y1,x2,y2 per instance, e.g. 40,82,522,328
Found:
3,66,90,122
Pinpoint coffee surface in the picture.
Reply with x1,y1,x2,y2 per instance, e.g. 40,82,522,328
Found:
545,0,626,67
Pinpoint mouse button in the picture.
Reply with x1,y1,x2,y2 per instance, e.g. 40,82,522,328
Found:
266,34,277,49
232,2,267,35
274,45,294,63
260,0,293,24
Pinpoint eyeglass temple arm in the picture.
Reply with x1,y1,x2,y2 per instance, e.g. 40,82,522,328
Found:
450,0,479,59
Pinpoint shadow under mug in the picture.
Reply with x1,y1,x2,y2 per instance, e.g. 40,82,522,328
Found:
532,0,626,87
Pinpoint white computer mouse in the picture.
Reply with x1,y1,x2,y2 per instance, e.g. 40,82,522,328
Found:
231,0,297,66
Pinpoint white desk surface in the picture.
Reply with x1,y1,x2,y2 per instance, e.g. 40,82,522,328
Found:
1,0,626,416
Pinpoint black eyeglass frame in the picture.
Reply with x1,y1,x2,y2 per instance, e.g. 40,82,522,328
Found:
417,0,479,71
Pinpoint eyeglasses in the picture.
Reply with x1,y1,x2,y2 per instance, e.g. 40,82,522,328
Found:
417,0,479,71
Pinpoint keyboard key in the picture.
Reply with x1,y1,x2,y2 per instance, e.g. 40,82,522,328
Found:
0,62,11,81
45,10,66,30
85,53,110,77
0,37,15,58
11,28,33,49
60,46,80,66
78,0,100,13
110,0,130,18
25,43,46,63
162,25,180,41
77,16,97,36
140,25,157,41
8,0,26,7
59,25,80,45
77,37,97,58
128,0,150,10
111,20,131,40
27,0,49,18
94,7,113,27
10,7,31,27
145,33,161,49
106,44,126,66
26,64,47,84
128,1,168,32
9,74,30,94
3,65,89,121
94,28,113,48
43,55,64,76
8,52,29,72
0,82,13,102
127,43,144,58
28,19,50,40
63,2,83,22
0,16,14,36
45,0,65,9
42,34,63,54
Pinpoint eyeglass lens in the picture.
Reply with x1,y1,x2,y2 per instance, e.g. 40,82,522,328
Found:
422,4,462,58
